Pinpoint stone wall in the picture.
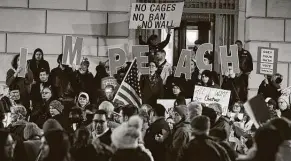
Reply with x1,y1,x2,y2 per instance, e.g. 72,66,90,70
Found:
239,0,291,99
0,0,135,85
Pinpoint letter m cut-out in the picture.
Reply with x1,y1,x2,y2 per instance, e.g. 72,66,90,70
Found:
62,36,83,66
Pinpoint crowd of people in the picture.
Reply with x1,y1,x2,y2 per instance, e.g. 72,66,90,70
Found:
0,30,291,161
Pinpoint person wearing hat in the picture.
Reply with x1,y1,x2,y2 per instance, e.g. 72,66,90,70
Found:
178,115,231,161
49,100,67,130
208,103,231,138
72,57,95,103
166,105,191,161
170,81,186,105
278,94,291,120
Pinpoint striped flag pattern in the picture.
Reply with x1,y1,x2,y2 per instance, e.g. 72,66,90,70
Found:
113,58,142,107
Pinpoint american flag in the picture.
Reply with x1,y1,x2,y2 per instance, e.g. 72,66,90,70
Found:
113,58,142,107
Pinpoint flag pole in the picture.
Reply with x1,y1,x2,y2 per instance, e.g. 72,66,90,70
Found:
112,58,137,103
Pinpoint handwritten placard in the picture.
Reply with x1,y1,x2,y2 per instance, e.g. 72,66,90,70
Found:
193,85,231,115
129,2,184,29
257,47,278,75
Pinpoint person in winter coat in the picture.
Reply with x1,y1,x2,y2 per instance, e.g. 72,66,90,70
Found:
155,49,172,85
111,115,154,161
140,61,164,106
30,87,54,128
86,110,112,146
138,26,171,63
39,119,71,161
0,129,16,161
187,101,203,122
177,115,231,161
99,101,120,129
49,100,67,130
8,105,28,142
144,104,170,161
50,54,75,103
28,48,50,82
73,92,97,126
71,58,95,103
278,94,291,120
236,40,253,89
6,54,34,111
237,126,282,161
210,128,238,161
184,60,200,98
164,66,187,99
23,122,43,161
30,68,52,107
221,65,247,106
167,105,191,161
94,63,109,91
70,127,113,161
258,74,283,101
198,70,220,88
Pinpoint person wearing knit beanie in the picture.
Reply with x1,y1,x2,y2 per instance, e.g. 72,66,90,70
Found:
187,102,202,122
23,122,43,140
42,119,63,135
49,100,64,117
191,115,210,136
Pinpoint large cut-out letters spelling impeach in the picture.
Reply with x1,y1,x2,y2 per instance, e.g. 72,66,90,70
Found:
220,44,240,74
63,36,83,66
108,43,239,77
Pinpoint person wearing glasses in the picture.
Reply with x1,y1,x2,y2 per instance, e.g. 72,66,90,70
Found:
87,110,112,146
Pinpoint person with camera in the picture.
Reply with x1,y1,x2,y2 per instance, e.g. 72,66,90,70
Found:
257,73,283,102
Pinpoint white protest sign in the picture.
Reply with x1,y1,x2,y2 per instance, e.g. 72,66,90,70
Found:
257,47,278,75
157,99,191,118
129,2,184,29
193,85,231,115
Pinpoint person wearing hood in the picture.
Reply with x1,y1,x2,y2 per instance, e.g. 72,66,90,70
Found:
49,100,67,130
23,122,43,161
74,92,97,126
7,105,28,142
278,94,291,120
177,115,231,161
71,58,94,103
140,61,164,106
6,54,34,111
166,105,191,161
0,129,16,161
28,48,50,82
30,87,54,128
111,115,154,161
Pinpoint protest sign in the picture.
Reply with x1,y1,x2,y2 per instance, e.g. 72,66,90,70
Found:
244,95,270,128
19,48,28,78
257,47,278,75
193,85,231,115
101,77,119,90
129,2,184,29
157,99,191,118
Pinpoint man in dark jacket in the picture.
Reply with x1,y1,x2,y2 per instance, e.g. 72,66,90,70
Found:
167,105,191,161
235,40,253,89
144,104,170,161
178,116,231,161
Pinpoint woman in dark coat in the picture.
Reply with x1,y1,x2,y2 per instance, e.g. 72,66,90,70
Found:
28,48,50,82
6,54,34,111
140,61,164,106
198,70,220,88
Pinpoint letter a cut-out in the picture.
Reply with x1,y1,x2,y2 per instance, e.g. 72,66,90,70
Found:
174,49,191,79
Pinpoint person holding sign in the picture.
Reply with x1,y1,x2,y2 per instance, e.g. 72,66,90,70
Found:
6,54,33,112
138,26,172,62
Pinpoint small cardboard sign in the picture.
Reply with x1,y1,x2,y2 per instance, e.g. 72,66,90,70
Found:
193,85,231,115
19,48,28,78
257,47,278,75
129,2,184,29
101,77,118,90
